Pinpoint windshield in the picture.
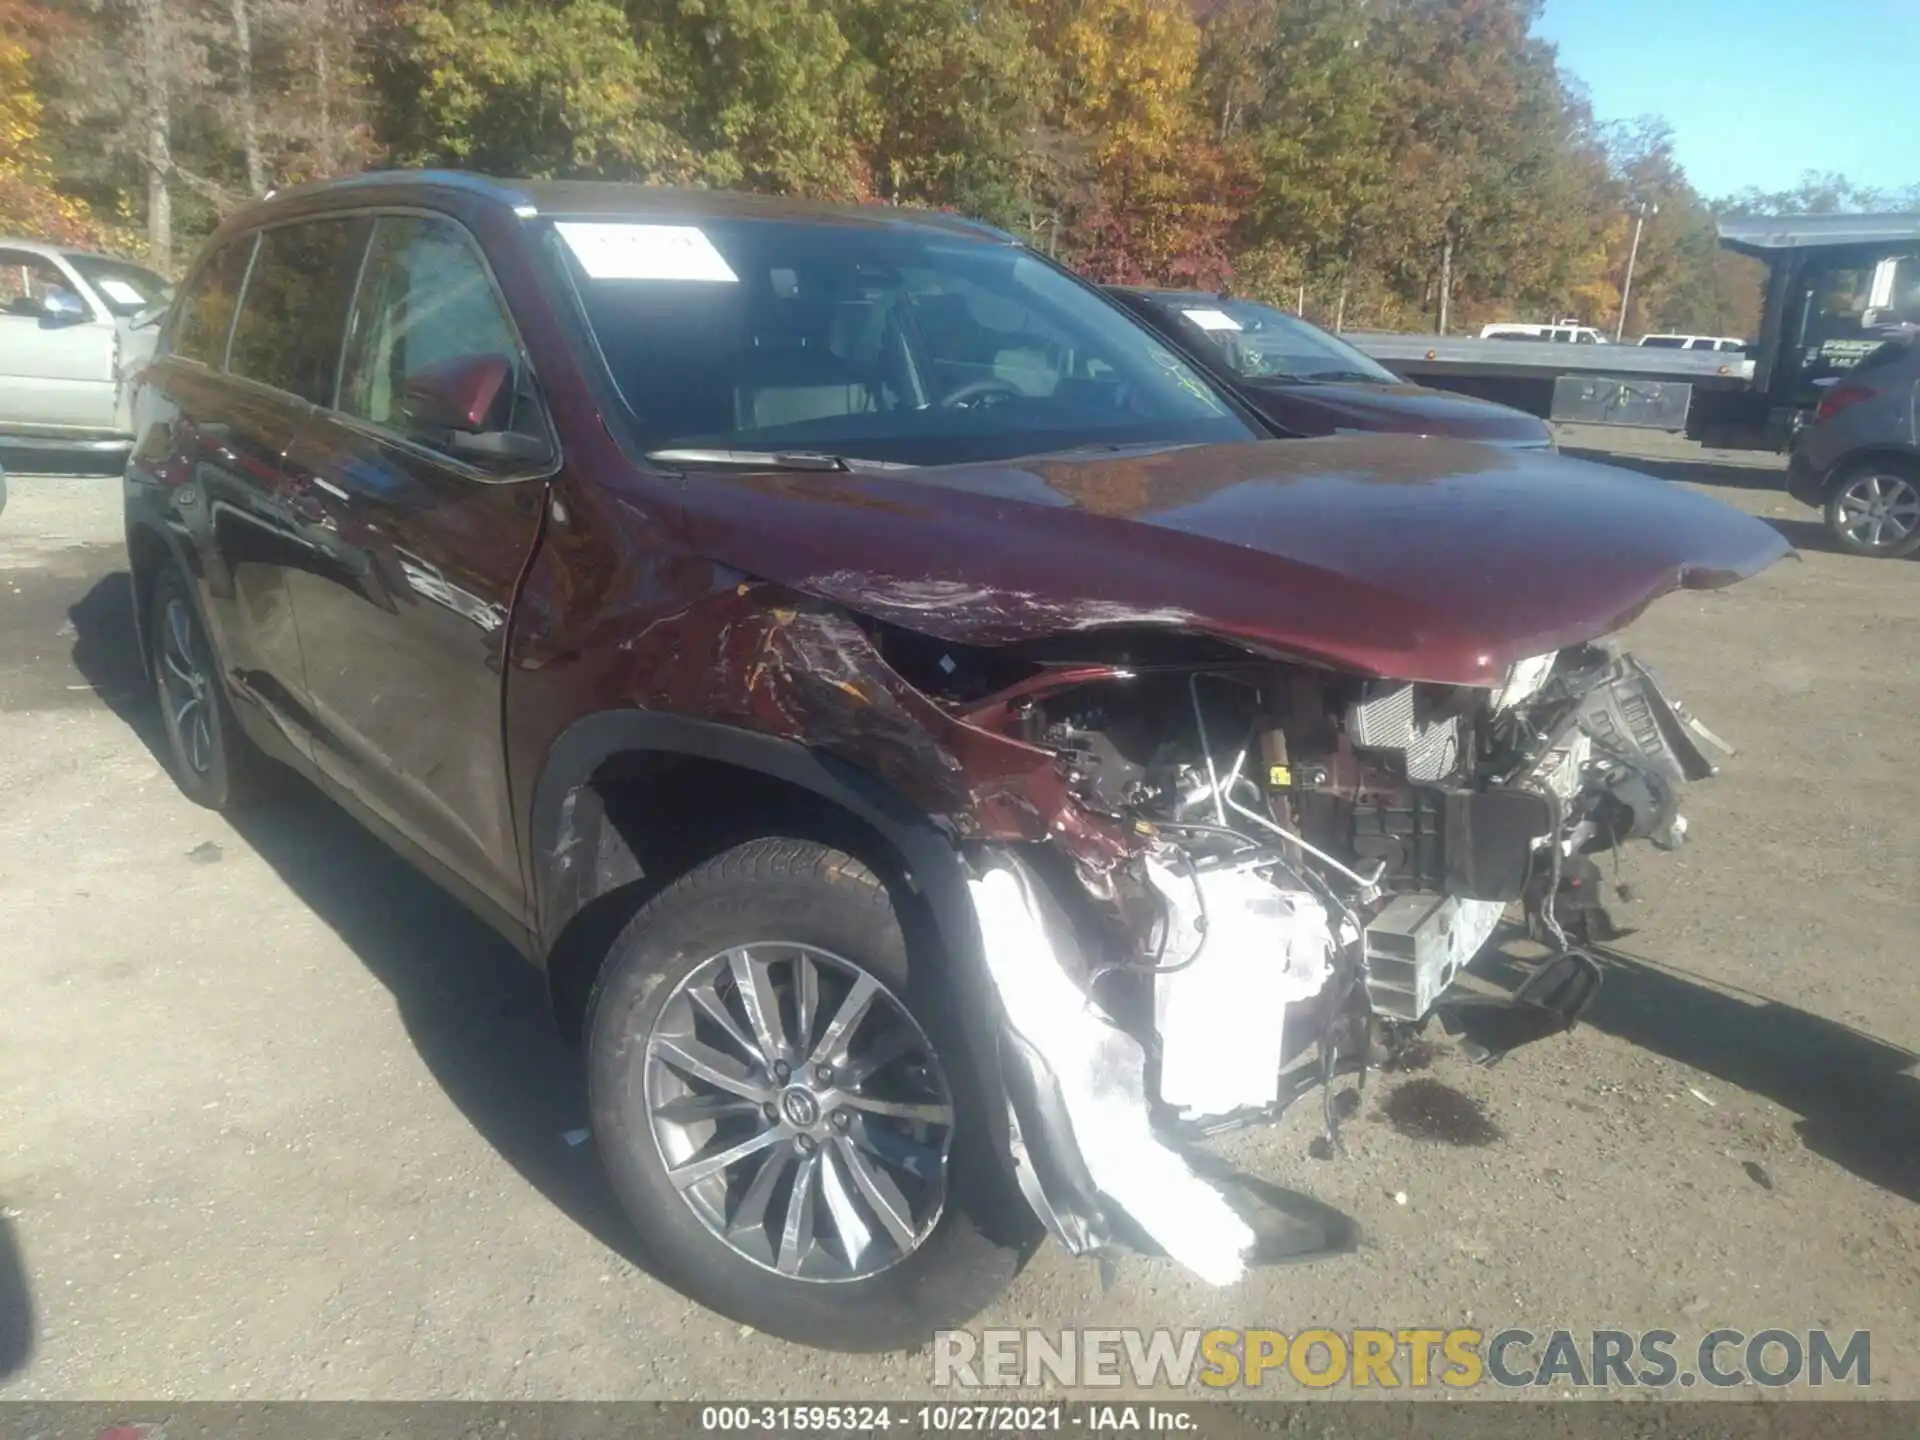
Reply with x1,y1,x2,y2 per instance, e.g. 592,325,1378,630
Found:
548,218,1252,467
61,253,173,317
1140,294,1401,384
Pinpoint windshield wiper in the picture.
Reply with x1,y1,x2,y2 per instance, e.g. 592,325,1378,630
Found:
645,448,916,473
1299,369,1392,384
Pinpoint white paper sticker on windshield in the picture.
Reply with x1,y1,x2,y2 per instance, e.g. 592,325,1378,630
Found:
96,278,147,306
1181,308,1242,331
555,222,739,283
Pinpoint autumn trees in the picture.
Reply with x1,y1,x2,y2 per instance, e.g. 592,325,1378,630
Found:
7,0,1912,338
12,0,370,265
1,0,138,249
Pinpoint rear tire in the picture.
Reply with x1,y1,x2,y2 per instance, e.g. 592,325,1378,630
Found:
584,836,1034,1352
1825,459,1920,558
147,565,270,810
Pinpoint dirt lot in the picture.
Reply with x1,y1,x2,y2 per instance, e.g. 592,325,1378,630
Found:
0,430,1915,1401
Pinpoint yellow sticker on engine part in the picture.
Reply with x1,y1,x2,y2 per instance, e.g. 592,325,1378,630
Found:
1269,765,1292,787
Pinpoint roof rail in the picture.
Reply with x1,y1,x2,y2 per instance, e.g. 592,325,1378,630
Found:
925,212,1020,245
249,168,537,212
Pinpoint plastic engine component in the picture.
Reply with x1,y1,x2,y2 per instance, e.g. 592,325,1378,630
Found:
1576,657,1722,786
1148,860,1332,1122
1362,891,1507,1021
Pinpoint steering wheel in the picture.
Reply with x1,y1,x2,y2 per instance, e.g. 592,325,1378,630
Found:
939,378,1023,410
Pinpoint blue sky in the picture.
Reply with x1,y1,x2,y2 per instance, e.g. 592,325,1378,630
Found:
1534,0,1920,199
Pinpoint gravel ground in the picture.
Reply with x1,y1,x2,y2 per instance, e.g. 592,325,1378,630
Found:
0,429,1915,1401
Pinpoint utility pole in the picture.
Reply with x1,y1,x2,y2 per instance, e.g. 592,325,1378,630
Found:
1616,200,1658,342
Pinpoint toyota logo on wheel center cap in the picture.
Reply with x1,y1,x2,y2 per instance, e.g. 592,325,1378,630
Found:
781,1088,821,1128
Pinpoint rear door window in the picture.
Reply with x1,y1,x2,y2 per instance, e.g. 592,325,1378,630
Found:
227,217,373,403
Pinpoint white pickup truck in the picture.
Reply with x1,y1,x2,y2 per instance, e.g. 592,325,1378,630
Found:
0,238,173,460
1478,320,1611,344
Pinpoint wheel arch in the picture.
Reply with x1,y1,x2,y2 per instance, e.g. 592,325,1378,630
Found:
1824,445,1920,494
124,516,179,680
529,710,985,1047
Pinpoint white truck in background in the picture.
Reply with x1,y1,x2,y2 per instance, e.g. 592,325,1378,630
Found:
0,238,173,462
1351,214,1920,448
1479,320,1610,344
1639,334,1748,352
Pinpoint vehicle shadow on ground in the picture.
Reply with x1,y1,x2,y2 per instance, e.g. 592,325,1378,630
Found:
0,1214,32,1381
1559,445,1787,496
1761,515,1920,561
66,571,660,1279
0,448,125,478
1559,445,1920,560
1483,942,1920,1205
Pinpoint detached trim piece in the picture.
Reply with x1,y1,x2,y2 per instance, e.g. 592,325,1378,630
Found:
969,855,1257,1286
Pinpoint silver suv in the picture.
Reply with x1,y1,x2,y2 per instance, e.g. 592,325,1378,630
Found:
1787,338,1920,557
0,239,173,460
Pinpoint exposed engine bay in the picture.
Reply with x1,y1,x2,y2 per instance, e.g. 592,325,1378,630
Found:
1000,640,1728,1104
916,634,1736,1276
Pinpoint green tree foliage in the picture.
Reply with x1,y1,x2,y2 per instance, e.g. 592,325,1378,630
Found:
374,0,694,180
1201,0,1392,294
15,0,1916,326
844,0,1043,219
1,0,133,246
645,0,874,195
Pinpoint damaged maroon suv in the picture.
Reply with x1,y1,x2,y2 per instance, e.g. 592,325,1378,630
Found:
125,172,1790,1352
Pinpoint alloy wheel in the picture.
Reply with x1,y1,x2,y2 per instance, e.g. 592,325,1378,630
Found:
643,942,954,1282
158,596,215,775
1834,471,1920,552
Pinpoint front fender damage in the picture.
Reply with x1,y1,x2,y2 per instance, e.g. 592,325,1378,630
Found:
616,577,1134,857
651,574,1742,1287
619,576,1356,1278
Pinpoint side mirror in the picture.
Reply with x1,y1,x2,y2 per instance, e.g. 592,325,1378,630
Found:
399,352,513,434
398,352,550,465
39,290,90,327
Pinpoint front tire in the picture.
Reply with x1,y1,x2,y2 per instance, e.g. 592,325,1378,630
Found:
1825,460,1920,558
584,837,1032,1352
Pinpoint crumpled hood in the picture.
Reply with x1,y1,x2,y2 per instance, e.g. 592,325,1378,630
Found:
1247,379,1552,445
675,435,1792,685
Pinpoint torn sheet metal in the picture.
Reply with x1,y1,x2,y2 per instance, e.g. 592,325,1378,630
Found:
969,859,1256,1286
611,577,1136,854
